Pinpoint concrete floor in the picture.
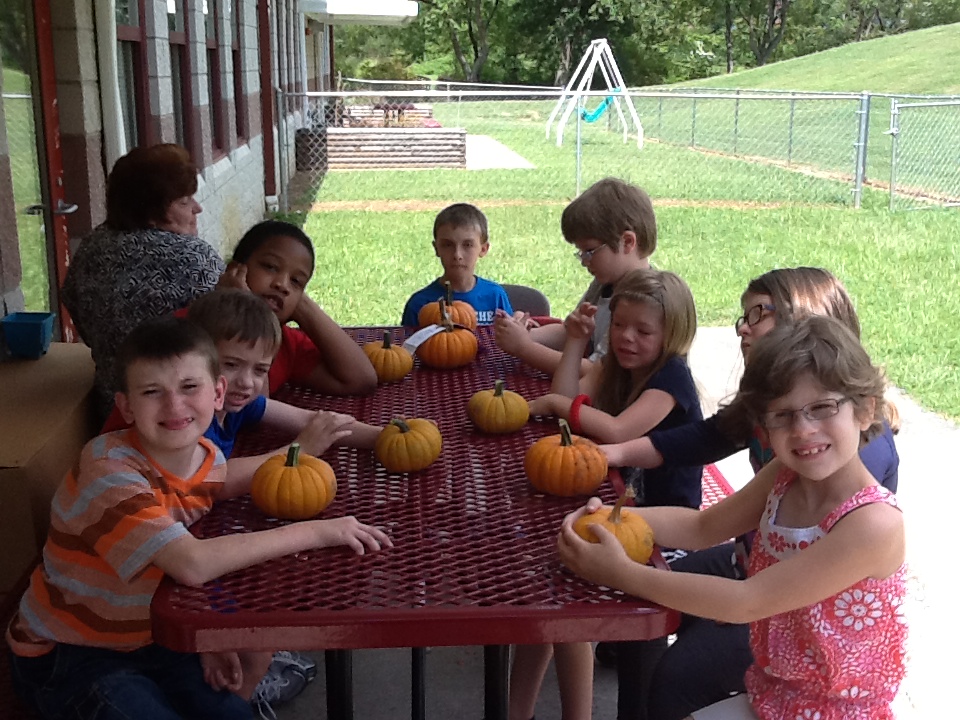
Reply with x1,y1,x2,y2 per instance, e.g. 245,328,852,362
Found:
272,327,955,719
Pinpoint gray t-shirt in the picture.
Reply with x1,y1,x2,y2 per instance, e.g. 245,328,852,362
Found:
578,279,614,363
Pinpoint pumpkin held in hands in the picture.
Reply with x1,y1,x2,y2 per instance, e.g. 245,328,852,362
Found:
363,331,414,383
375,417,443,473
418,280,478,330
524,419,608,496
251,442,337,520
573,487,655,564
417,299,478,369
467,379,529,434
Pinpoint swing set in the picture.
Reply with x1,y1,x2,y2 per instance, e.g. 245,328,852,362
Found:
546,38,643,149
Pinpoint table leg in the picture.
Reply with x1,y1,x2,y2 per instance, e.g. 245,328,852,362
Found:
411,647,426,720
483,645,510,720
325,649,354,720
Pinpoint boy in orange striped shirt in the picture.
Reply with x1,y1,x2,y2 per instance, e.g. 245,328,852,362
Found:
6,317,391,719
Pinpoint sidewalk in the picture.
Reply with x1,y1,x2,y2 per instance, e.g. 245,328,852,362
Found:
277,327,953,719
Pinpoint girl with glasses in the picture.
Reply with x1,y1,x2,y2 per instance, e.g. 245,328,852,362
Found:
596,266,900,720
560,315,908,720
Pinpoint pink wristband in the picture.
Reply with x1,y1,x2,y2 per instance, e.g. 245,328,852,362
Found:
568,394,591,435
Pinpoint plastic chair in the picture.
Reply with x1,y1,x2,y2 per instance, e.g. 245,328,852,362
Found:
503,284,551,317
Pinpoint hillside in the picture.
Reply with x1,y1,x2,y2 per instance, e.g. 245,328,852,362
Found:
674,22,960,95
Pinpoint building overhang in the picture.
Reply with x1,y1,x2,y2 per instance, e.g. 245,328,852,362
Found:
302,1,418,26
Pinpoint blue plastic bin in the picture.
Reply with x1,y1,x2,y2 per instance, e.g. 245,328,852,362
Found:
1,311,55,359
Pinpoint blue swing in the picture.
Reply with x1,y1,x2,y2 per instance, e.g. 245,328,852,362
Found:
580,95,614,123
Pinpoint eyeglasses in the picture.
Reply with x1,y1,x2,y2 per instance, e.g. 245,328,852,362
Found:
734,303,776,332
761,397,852,429
575,245,606,263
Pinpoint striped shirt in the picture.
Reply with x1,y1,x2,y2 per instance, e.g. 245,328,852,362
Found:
6,430,226,656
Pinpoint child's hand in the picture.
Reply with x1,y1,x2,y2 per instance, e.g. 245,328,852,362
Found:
200,651,243,693
294,411,354,457
564,303,597,341
290,292,322,326
309,516,394,554
493,311,530,355
528,393,560,417
557,503,631,587
217,262,250,292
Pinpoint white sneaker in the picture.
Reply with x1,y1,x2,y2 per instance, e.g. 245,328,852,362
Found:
269,650,318,682
251,666,308,720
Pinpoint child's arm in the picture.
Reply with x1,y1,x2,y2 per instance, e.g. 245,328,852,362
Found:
153,514,394,588
261,398,381,449
220,411,355,497
550,303,597,396
600,414,739,468
559,464,905,624
494,312,593,377
291,294,378,395
530,387,675,444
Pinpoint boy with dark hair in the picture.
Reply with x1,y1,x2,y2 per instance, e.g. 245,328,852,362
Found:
495,177,656,375
401,203,514,326
6,317,391,720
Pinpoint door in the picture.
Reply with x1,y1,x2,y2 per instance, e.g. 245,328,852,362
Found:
0,0,76,339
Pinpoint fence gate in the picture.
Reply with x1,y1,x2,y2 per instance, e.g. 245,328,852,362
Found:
888,99,960,210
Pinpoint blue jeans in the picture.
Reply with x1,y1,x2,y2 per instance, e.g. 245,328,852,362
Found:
8,643,252,720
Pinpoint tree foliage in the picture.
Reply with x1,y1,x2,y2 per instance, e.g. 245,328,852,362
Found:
334,0,960,85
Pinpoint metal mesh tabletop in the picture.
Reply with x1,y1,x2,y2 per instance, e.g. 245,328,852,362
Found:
152,327,680,653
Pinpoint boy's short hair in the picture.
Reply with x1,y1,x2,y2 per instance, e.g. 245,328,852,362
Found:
433,203,488,243
187,289,282,353
231,220,315,266
115,317,219,393
560,177,656,257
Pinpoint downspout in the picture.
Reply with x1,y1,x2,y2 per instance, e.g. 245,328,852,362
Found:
93,0,125,168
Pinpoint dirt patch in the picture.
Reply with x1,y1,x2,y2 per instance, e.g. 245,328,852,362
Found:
306,198,823,213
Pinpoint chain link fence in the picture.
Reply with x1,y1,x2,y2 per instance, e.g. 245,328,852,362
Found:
1,91,48,311
276,85,958,214
889,99,960,210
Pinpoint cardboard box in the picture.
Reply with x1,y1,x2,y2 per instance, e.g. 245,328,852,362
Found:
0,342,97,598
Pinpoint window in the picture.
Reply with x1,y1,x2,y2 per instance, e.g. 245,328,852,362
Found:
204,0,226,154
229,0,247,141
115,0,149,148
167,0,192,150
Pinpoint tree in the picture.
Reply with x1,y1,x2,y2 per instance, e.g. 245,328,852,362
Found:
735,0,793,65
418,0,503,81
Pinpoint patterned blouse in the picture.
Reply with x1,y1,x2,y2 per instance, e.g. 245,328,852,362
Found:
745,468,908,719
62,224,225,420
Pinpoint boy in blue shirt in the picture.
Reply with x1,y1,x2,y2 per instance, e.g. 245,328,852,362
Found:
401,203,513,326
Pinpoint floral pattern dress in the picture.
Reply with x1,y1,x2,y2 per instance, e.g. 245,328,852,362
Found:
744,467,908,720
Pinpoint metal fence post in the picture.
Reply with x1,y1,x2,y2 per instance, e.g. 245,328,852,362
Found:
787,94,796,165
691,97,697,147
576,95,583,196
887,99,900,211
852,92,871,209
657,96,663,137
733,89,740,155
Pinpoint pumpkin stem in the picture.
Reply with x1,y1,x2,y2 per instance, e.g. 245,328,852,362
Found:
444,280,454,305
558,418,573,446
609,485,636,524
494,379,506,397
390,418,411,433
438,298,453,329
285,442,301,467
381,331,393,349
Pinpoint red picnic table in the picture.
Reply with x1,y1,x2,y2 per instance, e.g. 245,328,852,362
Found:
151,326,734,720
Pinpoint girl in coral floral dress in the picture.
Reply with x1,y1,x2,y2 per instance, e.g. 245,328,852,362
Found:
558,314,908,720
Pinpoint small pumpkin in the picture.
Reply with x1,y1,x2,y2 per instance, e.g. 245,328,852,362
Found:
573,486,655,564
467,379,530,434
417,299,478,369
418,280,478,330
363,331,414,383
524,419,608,496
251,443,337,520
375,417,443,473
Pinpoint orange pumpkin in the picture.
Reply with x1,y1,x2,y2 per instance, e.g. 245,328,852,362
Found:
417,299,478,369
467,379,530,434
524,419,608,496
363,332,414,383
573,487,655,564
417,280,478,330
375,417,443,473
251,443,337,520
